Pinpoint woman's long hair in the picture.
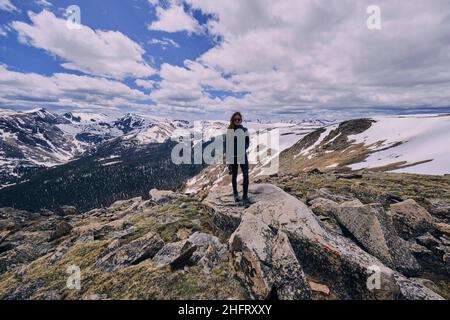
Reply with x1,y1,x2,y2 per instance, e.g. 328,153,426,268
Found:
228,112,243,130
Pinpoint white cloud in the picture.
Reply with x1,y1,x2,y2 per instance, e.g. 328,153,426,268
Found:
0,26,8,37
0,65,150,112
148,37,180,48
11,10,156,80
149,2,201,34
148,0,450,117
149,60,244,114
34,0,52,8
0,0,19,12
135,79,157,89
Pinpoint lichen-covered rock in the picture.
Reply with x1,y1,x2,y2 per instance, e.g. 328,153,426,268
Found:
152,239,197,269
309,197,339,217
95,232,164,272
229,213,311,300
309,197,343,235
187,232,227,273
334,201,420,276
389,199,435,239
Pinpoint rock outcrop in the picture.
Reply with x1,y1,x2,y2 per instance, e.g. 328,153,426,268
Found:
229,213,311,299
204,184,444,300
0,182,446,300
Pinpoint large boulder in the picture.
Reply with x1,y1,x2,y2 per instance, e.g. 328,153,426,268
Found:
389,199,435,239
152,239,197,269
334,201,420,276
229,213,311,300
95,232,164,272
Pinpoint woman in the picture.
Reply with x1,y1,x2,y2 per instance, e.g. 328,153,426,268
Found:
226,112,250,208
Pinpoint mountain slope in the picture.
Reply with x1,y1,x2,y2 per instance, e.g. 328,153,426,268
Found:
0,109,192,188
0,138,206,212
281,114,450,176
0,109,86,187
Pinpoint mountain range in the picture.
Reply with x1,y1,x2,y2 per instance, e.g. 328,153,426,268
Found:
0,108,330,211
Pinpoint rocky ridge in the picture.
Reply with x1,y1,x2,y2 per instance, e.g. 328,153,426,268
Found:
0,175,448,300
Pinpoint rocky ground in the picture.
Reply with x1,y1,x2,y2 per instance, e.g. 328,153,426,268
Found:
0,172,449,300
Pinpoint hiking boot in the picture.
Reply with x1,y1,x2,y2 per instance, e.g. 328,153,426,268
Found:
234,193,241,203
243,198,250,209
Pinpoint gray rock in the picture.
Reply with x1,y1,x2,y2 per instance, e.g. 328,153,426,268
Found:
202,190,245,235
310,198,343,234
49,221,73,241
416,232,441,250
425,198,450,220
152,239,197,269
410,278,441,293
95,232,164,272
149,189,177,204
334,201,420,276
393,273,443,300
0,279,46,300
187,232,227,272
389,199,435,239
310,197,339,217
229,213,311,300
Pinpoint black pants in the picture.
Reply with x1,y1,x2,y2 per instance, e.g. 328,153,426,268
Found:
231,162,249,200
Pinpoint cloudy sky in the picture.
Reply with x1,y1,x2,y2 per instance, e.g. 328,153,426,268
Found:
1,0,450,120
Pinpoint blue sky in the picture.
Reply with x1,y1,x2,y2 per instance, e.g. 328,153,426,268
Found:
1,0,450,120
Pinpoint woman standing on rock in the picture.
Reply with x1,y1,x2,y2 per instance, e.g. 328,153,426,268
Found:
226,112,250,208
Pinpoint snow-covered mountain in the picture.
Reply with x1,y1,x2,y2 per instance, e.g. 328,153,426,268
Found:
0,108,332,188
0,109,192,187
348,114,450,175
281,114,450,176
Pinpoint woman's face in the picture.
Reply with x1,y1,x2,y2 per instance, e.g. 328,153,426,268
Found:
233,115,242,125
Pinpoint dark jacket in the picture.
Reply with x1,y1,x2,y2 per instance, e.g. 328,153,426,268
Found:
225,125,250,163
